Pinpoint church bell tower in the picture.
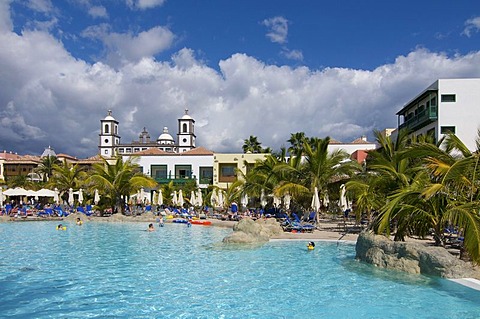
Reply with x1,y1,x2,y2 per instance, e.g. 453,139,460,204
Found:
177,108,196,153
99,110,120,157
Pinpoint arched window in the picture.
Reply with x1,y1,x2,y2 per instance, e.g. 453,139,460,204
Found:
104,124,109,134
182,123,187,133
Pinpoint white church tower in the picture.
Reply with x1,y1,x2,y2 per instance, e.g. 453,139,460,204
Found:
177,108,196,153
99,110,120,157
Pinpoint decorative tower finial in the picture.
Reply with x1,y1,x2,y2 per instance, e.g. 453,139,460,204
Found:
184,108,189,115
108,110,112,116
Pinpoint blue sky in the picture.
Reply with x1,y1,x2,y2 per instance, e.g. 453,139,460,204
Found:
1,0,480,157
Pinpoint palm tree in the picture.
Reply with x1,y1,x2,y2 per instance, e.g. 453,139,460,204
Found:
371,133,480,263
49,159,86,201
36,155,60,182
287,132,306,155
242,135,263,153
274,137,359,216
88,156,157,214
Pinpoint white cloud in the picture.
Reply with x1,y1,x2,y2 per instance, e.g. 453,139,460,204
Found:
2,5,480,158
88,5,108,19
281,48,303,61
126,0,166,10
26,0,54,14
463,16,480,37
82,25,174,66
0,1,13,32
262,16,289,44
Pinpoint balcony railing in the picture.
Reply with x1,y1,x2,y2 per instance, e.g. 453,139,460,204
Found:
154,175,196,185
399,107,437,131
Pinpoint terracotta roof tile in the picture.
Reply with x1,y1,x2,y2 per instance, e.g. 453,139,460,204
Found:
132,148,170,156
180,147,214,156
351,138,371,144
328,138,342,144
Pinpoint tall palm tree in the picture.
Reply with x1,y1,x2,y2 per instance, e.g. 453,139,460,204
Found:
242,135,263,153
88,156,157,214
36,155,60,182
287,132,306,155
275,137,359,213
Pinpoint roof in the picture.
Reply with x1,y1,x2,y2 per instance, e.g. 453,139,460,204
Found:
180,147,214,156
328,138,343,144
132,148,170,156
351,138,372,144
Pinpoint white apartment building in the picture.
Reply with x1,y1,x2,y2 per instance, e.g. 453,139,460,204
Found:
395,78,480,151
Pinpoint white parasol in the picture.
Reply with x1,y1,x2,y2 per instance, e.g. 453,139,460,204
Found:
78,188,84,204
157,189,163,206
196,189,203,207
340,184,348,211
3,187,28,196
312,187,321,212
172,191,178,206
0,188,3,206
260,189,267,208
241,193,249,208
210,189,218,207
178,190,184,207
283,193,291,210
273,195,281,207
217,189,224,208
68,188,74,206
190,190,196,206
94,189,101,205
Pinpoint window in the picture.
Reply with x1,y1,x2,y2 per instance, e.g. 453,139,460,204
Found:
151,165,167,179
104,124,109,134
441,126,456,134
199,167,213,184
441,94,456,102
219,163,237,182
183,123,187,133
175,165,192,178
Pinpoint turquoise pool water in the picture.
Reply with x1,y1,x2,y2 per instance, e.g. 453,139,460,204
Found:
0,221,479,318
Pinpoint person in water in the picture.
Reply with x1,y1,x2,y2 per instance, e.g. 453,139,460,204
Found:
76,218,83,225
56,224,66,230
307,241,315,250
147,223,155,232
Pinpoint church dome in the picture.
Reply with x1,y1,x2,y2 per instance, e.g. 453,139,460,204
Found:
157,127,174,145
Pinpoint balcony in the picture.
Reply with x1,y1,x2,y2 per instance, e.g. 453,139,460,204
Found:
399,107,437,131
154,175,197,185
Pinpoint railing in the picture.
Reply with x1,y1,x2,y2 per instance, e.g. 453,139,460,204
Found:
154,175,196,185
399,107,437,131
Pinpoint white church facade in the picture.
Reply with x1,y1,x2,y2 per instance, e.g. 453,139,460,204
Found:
98,109,196,157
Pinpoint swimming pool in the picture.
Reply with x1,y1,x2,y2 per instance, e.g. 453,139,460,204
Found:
0,221,479,318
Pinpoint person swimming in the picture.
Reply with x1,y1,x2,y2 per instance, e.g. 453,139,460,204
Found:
307,241,315,250
76,218,83,225
147,223,155,232
56,224,67,230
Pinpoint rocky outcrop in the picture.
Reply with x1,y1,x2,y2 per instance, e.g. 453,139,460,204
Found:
356,232,480,279
222,218,283,244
